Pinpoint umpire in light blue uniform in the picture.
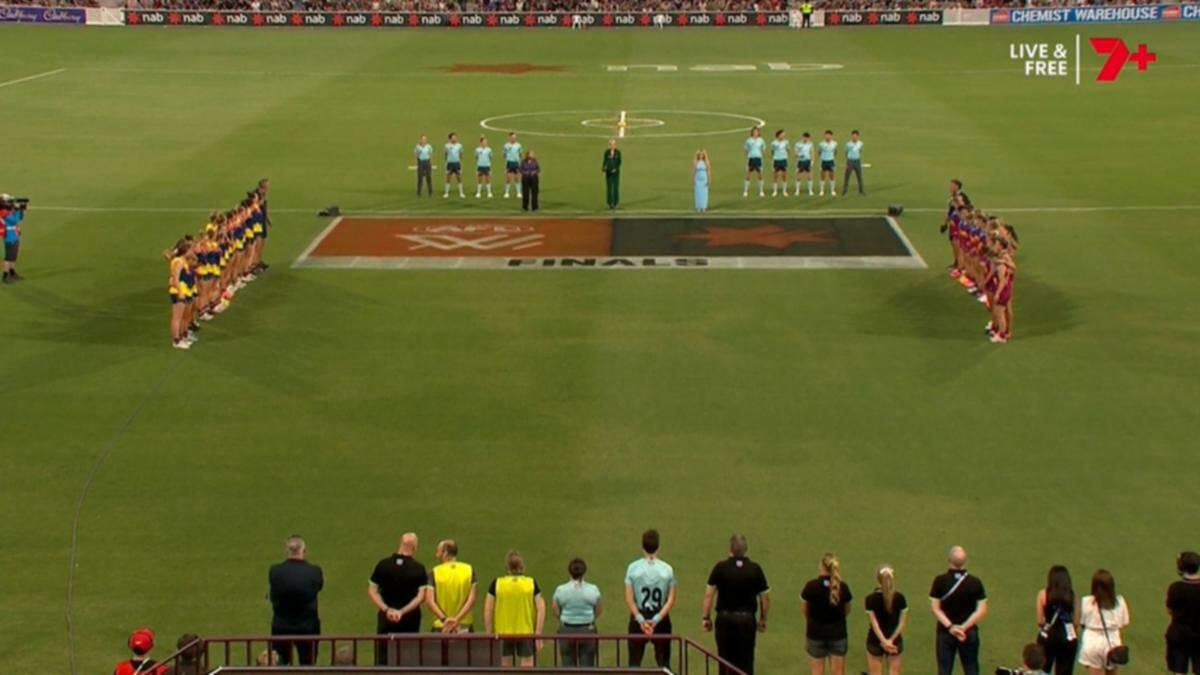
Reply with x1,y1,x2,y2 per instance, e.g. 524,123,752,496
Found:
842,130,865,195
414,134,433,196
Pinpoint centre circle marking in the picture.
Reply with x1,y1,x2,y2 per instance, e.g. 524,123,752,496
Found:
480,109,767,139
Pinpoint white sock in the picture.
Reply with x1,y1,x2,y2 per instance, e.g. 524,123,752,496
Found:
743,179,750,193
807,179,813,194
758,179,764,193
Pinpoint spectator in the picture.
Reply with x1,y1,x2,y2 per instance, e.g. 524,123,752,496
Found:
267,535,323,666
553,557,603,667
1078,569,1129,674
1035,565,1078,675
368,532,429,665
801,552,852,675
625,529,677,669
865,565,907,675
163,634,202,675
702,534,770,675
929,546,987,675
1167,551,1200,675
485,550,546,668
113,628,164,675
255,649,279,666
1008,643,1047,674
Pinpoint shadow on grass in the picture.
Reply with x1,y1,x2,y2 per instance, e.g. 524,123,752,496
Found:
855,271,1080,342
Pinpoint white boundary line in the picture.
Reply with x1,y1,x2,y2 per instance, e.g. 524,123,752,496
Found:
0,68,66,89
293,255,926,271
291,215,343,269
480,109,766,139
885,215,928,269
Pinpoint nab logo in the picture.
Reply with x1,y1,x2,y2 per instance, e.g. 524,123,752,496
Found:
1090,38,1156,81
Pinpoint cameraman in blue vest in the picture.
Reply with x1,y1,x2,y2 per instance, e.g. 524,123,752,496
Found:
1,193,27,284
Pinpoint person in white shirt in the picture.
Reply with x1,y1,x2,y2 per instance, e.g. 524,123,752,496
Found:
1078,569,1130,674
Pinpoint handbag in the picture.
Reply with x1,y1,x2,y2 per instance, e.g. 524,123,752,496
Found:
1096,597,1130,666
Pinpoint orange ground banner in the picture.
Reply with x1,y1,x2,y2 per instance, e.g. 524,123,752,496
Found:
311,217,613,258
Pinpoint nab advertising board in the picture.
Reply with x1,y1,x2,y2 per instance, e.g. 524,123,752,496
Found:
124,10,790,28
824,9,944,26
990,3,1199,24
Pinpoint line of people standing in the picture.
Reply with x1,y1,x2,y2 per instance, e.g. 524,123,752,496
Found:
260,536,1199,675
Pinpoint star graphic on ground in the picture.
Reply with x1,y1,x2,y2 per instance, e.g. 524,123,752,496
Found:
676,225,836,249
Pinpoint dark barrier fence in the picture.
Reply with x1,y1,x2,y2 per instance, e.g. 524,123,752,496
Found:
153,633,745,675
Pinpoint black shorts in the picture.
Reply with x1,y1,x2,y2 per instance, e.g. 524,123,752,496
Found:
501,639,534,658
1168,641,1200,674
477,166,491,175
821,160,836,172
866,636,904,657
798,160,812,172
773,159,787,172
3,241,17,262
446,162,462,175
747,157,762,171
506,161,520,173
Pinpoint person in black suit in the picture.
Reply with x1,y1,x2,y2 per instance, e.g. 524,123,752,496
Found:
268,535,324,666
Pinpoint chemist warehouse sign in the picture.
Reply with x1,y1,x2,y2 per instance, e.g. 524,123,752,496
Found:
991,4,1200,24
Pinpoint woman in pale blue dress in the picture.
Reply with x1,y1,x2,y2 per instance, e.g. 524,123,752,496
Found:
693,149,711,212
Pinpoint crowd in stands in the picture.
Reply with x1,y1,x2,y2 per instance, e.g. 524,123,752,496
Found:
106,0,1171,13
114,534,1200,675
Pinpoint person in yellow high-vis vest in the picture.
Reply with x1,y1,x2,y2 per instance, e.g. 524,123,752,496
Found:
485,550,546,668
801,1,814,27
426,540,477,633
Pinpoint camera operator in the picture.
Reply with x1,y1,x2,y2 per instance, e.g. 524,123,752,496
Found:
1,193,28,283
995,643,1046,675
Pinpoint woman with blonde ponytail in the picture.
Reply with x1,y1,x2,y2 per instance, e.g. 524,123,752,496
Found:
802,552,853,675
865,565,908,675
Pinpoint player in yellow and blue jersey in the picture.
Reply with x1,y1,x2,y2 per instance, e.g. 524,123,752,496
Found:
444,132,465,198
769,129,789,197
794,132,814,196
743,126,766,198
474,136,494,199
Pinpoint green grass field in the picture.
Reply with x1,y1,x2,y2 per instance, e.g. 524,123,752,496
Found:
2,21,1199,673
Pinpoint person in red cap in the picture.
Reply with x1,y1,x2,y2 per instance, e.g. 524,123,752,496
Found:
113,628,166,675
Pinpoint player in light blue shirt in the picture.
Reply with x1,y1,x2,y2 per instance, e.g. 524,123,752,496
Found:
817,129,838,196
794,132,815,196
743,126,766,197
474,136,494,199
552,559,603,666
623,530,677,668
502,132,523,199
414,134,434,197
769,129,790,196
842,129,865,195
443,132,465,198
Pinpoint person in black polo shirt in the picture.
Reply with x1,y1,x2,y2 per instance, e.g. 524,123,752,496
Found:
929,546,988,675
801,552,852,674
702,534,770,675
1168,550,1200,675
368,532,429,665
267,535,324,666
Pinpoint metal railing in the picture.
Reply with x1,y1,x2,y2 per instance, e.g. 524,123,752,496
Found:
151,633,744,675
